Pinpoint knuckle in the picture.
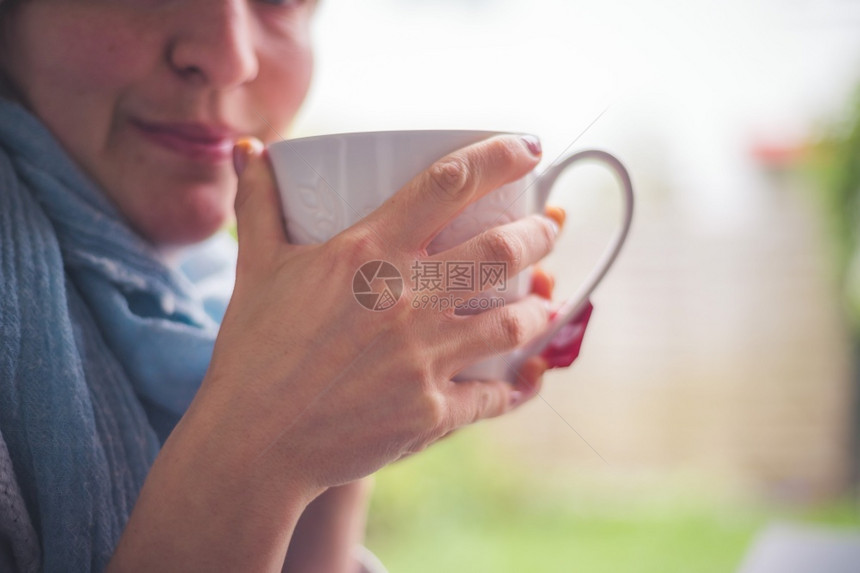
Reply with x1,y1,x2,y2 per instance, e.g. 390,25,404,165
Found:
428,157,471,202
473,390,493,423
331,226,385,266
483,229,523,269
417,390,447,431
402,352,434,388
487,137,522,167
497,307,527,348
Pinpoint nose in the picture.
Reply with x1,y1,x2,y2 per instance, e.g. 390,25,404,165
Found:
166,0,259,89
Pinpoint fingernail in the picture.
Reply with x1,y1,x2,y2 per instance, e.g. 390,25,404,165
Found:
537,356,550,373
521,135,542,156
545,205,566,230
233,137,263,177
543,215,560,237
509,390,523,407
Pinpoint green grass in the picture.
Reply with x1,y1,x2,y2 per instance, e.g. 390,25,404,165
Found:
364,430,860,573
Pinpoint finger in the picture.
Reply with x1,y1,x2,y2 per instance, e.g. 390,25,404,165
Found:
367,134,542,251
509,355,548,410
440,377,517,430
428,213,559,301
392,427,458,465
530,266,554,299
544,205,566,231
232,137,292,268
531,204,565,298
440,350,551,431
439,294,550,373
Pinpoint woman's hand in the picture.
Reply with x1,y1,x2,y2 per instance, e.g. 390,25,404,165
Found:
201,134,558,490
111,134,560,571
278,259,564,573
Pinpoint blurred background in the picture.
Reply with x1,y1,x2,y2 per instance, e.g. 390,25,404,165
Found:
292,0,860,570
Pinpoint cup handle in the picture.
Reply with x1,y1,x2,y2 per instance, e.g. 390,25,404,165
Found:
512,149,634,368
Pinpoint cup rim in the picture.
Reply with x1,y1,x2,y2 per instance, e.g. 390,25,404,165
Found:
268,128,533,148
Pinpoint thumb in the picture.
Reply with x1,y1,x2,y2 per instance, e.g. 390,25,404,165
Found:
232,137,291,266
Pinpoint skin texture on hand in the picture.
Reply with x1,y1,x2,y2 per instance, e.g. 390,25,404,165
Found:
108,134,564,571
281,262,561,573
215,135,559,487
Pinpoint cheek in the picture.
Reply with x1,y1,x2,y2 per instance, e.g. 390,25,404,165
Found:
62,31,149,89
6,5,158,177
256,35,314,138
12,6,152,95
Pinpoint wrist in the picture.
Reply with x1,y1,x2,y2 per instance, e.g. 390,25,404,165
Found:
173,393,326,506
109,398,323,571
181,378,328,499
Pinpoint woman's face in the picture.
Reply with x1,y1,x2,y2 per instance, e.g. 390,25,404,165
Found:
1,0,315,246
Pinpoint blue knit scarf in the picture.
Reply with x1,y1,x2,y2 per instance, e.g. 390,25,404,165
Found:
0,98,236,571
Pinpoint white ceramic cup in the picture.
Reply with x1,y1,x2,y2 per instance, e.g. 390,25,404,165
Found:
268,130,634,382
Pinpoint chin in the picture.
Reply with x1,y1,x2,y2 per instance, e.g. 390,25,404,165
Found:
134,183,236,247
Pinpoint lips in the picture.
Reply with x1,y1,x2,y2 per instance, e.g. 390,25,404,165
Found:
131,118,238,163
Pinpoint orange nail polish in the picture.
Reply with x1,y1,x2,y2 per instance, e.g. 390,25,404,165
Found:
545,205,566,230
232,137,263,176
